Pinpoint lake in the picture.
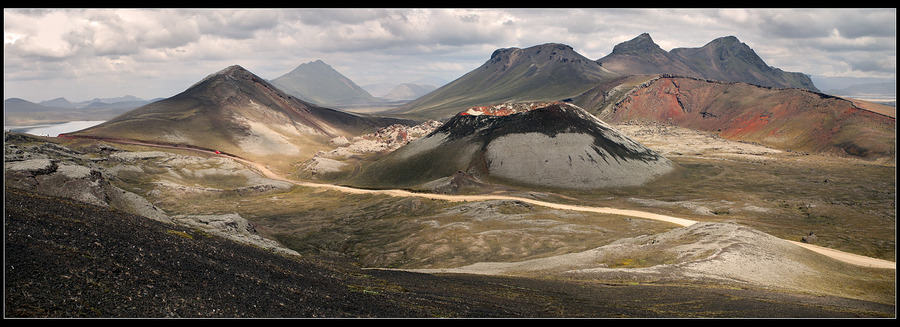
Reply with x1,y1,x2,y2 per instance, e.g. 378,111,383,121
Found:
4,120,106,137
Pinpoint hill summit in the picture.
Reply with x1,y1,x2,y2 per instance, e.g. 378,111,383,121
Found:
598,33,818,91
348,101,674,191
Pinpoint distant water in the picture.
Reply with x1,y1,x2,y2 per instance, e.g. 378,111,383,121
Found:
4,120,105,137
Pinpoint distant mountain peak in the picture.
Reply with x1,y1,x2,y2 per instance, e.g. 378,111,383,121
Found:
710,35,741,44
610,33,664,55
700,35,753,53
270,59,375,106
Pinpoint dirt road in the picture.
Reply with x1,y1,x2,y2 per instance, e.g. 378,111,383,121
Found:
225,151,899,270
65,136,895,270
788,241,896,269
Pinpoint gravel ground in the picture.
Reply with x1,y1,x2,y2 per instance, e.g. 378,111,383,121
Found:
5,188,895,318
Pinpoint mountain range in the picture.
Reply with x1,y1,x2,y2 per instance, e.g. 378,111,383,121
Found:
363,76,447,100
391,34,825,121
4,96,161,126
5,32,897,317
597,33,819,92
14,33,895,164
380,34,892,162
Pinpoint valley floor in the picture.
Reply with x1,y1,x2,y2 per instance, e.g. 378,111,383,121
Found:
4,124,896,317
6,188,895,318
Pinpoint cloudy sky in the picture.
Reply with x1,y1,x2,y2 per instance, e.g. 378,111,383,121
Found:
4,8,896,103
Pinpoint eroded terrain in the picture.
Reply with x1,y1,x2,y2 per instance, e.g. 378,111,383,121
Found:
4,122,896,308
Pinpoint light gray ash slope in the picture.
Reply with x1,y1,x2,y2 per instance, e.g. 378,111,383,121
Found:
348,102,674,190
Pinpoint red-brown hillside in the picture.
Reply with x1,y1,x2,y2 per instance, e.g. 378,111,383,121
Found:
596,77,895,162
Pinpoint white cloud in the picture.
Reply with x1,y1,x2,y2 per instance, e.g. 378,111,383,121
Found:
3,8,896,102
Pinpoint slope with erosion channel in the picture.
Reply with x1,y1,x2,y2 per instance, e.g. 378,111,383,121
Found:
346,102,675,191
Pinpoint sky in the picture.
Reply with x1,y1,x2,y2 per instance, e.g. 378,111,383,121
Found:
4,8,897,103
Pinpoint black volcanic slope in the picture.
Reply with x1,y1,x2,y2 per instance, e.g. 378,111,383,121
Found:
6,188,894,318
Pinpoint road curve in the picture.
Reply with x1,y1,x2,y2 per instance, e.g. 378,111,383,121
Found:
788,241,896,269
63,136,895,270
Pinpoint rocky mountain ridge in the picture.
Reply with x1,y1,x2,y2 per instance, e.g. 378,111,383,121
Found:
392,34,824,121
598,33,819,92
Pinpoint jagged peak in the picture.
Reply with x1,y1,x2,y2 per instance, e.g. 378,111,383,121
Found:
197,65,257,82
630,32,654,43
701,35,749,50
611,33,664,55
216,64,251,75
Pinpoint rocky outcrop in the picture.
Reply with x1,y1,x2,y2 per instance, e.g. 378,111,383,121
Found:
173,213,299,256
4,132,294,254
5,157,170,223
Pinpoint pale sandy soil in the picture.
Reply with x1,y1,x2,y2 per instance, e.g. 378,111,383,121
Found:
236,151,896,271
85,137,897,275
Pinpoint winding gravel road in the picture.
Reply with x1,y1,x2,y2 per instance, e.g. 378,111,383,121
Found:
69,136,896,270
